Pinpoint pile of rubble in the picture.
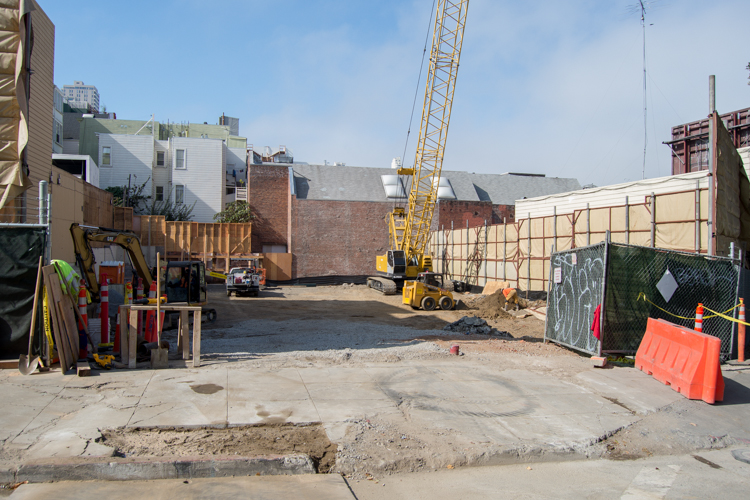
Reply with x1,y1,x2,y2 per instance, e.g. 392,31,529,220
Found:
443,316,513,338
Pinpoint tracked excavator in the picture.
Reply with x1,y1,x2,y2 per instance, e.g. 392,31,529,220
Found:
70,223,217,324
367,0,468,311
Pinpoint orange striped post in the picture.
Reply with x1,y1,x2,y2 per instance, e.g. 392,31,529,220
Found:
739,298,746,363
78,280,88,358
100,273,109,343
136,278,144,336
694,303,704,333
145,280,157,342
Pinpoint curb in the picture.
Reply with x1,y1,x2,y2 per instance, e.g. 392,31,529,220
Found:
0,467,14,484
9,454,315,484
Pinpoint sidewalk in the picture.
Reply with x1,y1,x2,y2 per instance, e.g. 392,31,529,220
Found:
1,357,699,483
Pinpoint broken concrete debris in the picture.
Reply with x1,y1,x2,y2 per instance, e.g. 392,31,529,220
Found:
443,316,513,338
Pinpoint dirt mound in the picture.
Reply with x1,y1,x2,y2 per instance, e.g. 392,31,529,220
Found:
472,290,512,320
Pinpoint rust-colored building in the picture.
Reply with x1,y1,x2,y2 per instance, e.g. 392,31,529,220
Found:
668,107,750,175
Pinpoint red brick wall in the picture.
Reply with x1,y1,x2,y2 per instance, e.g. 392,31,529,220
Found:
291,199,392,277
436,200,493,230
493,204,515,224
248,164,289,252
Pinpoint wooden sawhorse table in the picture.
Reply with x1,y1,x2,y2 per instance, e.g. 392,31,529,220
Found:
118,304,202,368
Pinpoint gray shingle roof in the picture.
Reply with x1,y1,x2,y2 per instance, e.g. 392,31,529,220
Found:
292,164,581,205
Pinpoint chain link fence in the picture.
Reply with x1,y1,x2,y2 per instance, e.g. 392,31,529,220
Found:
545,240,741,359
544,242,606,354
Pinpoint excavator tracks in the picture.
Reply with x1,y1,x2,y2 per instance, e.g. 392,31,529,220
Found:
367,277,398,295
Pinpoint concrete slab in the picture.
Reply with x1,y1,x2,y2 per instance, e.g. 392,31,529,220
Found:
298,366,376,384
229,368,309,401
228,398,321,425
0,355,701,480
306,382,390,401
129,370,228,427
315,399,400,422
11,475,354,500
576,366,684,415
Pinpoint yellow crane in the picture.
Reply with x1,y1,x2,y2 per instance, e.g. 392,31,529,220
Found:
368,0,469,310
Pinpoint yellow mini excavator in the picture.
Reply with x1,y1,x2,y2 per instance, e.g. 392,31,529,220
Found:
70,223,217,324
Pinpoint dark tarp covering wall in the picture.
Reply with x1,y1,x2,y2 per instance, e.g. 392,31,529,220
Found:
0,227,46,357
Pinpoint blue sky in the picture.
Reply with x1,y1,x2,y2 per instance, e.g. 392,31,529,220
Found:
44,0,749,188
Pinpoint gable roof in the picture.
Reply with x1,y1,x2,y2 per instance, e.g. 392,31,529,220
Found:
291,164,581,205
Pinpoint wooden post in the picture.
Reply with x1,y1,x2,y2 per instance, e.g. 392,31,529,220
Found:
625,196,630,245
128,309,138,368
695,180,701,253
181,310,189,360
193,309,201,367
119,306,128,362
156,252,161,342
502,217,507,281
650,192,656,248
527,213,531,299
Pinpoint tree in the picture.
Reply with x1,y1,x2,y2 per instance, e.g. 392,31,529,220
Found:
147,195,196,221
213,201,255,223
106,177,151,212
747,62,750,85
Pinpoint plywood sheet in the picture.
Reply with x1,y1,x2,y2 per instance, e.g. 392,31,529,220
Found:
655,222,697,250
530,218,544,238
610,206,627,232
555,236,573,251
557,215,573,237
41,266,78,373
263,253,292,281
655,191,695,223
629,204,651,231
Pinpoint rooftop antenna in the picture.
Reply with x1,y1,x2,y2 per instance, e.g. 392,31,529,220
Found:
628,0,659,179
639,0,647,180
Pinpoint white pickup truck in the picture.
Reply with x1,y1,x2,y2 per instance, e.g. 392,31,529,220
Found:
226,267,261,297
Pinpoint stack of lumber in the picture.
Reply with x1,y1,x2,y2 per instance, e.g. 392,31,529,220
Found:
41,266,80,374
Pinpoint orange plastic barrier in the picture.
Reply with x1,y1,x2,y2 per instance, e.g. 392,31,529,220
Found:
635,318,724,404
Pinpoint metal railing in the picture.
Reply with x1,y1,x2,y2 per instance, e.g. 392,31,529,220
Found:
0,181,51,262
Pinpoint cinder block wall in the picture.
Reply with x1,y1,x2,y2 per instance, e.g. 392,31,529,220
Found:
247,164,289,252
291,199,391,277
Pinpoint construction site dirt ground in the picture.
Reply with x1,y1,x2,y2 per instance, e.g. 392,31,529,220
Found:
2,283,750,490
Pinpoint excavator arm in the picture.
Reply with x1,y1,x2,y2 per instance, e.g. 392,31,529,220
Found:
70,223,153,302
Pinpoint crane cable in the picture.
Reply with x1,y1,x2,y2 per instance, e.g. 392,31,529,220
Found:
397,0,437,211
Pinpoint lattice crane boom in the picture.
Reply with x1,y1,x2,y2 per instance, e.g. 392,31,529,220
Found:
397,0,468,264
371,0,468,295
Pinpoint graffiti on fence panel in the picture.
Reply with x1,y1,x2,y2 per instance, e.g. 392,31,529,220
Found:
546,246,605,354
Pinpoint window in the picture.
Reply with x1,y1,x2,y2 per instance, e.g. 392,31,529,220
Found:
101,146,111,166
156,151,165,167
175,185,184,204
155,186,164,202
175,149,186,169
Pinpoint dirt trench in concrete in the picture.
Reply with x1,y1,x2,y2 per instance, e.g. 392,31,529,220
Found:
100,423,338,473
